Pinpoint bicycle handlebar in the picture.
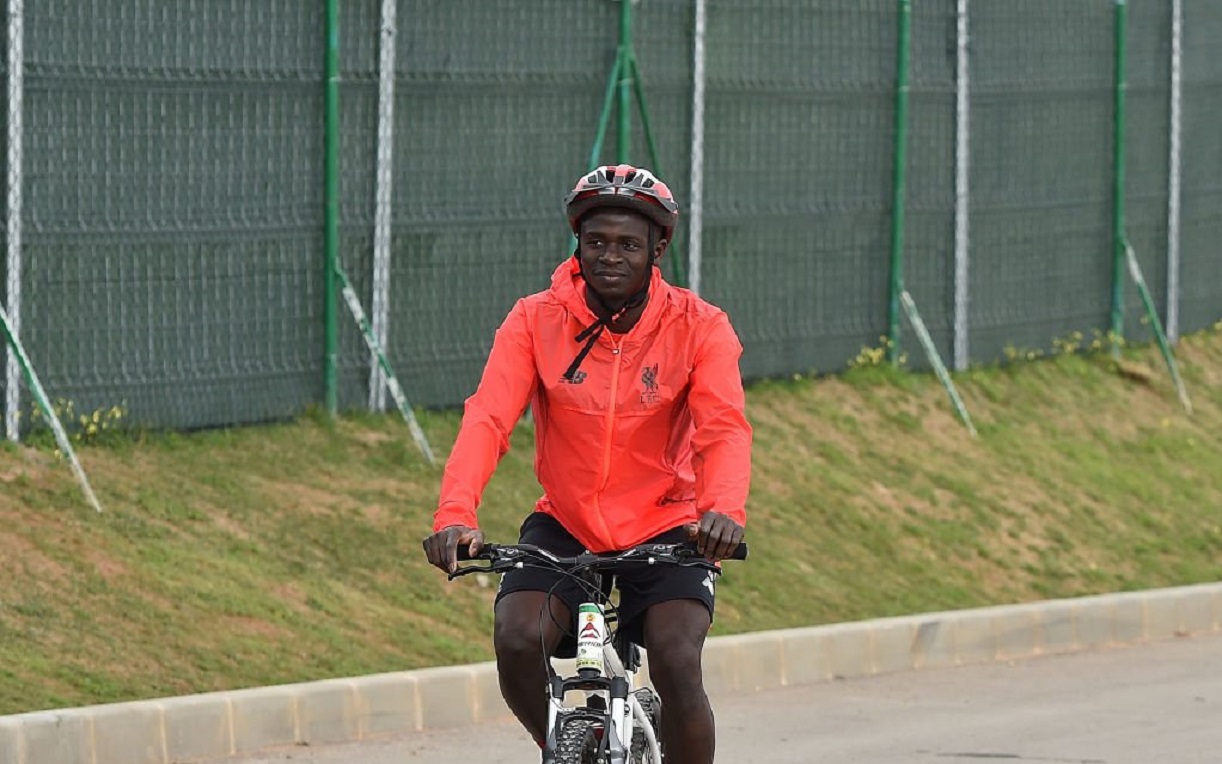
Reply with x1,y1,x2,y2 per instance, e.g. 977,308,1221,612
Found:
450,540,747,579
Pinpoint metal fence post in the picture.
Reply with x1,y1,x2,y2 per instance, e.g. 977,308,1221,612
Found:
370,0,398,410
5,0,25,441
688,0,707,297
1166,0,1183,344
953,0,972,371
323,0,341,414
887,0,912,366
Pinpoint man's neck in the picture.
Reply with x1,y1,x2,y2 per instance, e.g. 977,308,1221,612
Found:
585,287,648,334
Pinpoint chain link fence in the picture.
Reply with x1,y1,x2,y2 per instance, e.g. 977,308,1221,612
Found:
1,0,1219,433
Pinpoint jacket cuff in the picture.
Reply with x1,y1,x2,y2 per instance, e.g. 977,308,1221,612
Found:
433,503,478,533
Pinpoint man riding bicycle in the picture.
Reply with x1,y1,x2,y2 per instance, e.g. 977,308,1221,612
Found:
423,164,752,764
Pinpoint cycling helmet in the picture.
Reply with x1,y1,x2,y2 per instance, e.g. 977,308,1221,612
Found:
564,164,679,242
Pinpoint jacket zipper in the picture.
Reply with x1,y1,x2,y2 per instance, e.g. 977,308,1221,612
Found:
599,336,623,491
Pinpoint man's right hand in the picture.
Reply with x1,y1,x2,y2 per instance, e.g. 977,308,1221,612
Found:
422,525,485,575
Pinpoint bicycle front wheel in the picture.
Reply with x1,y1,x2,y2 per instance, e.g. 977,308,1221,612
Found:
630,688,663,763
553,716,600,764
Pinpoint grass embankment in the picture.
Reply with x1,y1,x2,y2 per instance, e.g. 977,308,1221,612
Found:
1,327,1220,716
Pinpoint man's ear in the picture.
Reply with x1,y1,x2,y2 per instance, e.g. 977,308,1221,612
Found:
652,238,669,266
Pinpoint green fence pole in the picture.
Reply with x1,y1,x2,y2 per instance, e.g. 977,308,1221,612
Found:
588,55,622,170
616,0,632,164
1110,0,1128,358
888,0,912,366
323,0,340,414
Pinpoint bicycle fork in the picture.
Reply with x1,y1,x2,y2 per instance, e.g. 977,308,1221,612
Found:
542,642,662,763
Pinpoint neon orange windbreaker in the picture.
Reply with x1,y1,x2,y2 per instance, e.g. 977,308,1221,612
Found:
432,258,751,553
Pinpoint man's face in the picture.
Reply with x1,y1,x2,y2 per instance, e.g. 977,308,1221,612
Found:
577,210,666,305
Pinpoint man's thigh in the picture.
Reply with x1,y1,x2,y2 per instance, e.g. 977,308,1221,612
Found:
617,557,716,650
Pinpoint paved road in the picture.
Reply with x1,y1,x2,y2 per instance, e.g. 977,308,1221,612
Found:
227,635,1221,764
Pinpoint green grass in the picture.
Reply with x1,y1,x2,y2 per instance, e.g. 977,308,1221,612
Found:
1,325,1221,715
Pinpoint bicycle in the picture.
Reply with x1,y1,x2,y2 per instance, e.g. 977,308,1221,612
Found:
451,540,748,764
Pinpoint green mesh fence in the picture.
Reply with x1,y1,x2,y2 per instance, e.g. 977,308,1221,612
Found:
0,1,1219,431
700,0,897,377
19,0,328,428
1179,0,1222,334
967,1,1116,358
378,0,616,408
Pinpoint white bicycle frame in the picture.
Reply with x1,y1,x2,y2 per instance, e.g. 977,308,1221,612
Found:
545,597,663,764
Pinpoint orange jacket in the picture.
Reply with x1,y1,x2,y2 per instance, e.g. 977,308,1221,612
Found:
433,258,751,553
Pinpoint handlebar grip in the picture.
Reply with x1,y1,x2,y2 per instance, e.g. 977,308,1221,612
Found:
456,543,492,562
729,542,749,561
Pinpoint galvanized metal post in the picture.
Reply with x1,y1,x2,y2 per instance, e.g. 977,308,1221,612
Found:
953,0,971,371
370,0,398,411
5,0,25,440
1166,0,1183,345
689,0,707,296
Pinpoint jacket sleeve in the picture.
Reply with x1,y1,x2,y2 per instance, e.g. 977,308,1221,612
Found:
687,312,752,526
432,300,537,531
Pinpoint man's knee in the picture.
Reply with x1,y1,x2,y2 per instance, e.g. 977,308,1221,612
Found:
643,600,711,698
494,592,568,662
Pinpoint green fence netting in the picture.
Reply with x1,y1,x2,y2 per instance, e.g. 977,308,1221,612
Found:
0,0,1217,431
1179,0,1222,335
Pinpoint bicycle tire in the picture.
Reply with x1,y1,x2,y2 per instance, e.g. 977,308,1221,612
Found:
553,715,600,764
630,688,663,763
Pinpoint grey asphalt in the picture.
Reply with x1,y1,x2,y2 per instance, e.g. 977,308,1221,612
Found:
224,633,1222,764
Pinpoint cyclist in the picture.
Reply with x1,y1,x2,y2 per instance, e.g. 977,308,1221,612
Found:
423,164,752,764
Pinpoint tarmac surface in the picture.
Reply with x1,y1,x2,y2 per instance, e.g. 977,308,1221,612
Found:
225,632,1222,764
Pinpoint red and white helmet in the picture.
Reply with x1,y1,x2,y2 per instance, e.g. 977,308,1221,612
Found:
564,164,679,241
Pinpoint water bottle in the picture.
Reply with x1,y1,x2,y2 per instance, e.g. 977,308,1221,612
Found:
575,603,605,678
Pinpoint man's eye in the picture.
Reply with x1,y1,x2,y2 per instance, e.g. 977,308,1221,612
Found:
622,241,640,251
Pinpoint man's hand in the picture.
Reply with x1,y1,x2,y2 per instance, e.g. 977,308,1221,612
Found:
686,511,744,562
422,525,485,574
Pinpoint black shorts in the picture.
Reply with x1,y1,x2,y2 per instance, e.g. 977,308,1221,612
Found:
495,513,717,657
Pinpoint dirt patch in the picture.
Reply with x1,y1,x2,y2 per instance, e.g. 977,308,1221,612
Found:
0,531,69,581
221,615,286,639
84,550,128,581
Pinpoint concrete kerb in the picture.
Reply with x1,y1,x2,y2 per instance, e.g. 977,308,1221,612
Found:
1,583,1218,764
